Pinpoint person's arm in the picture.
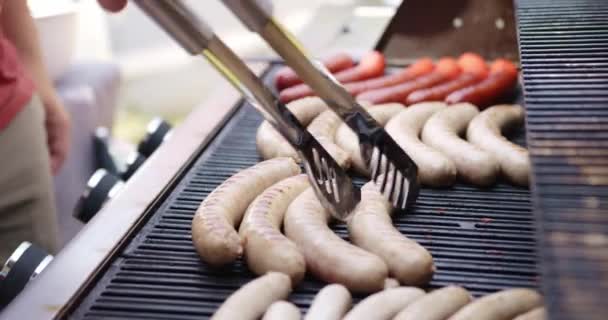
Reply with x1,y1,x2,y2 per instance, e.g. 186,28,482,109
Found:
98,0,128,12
2,0,70,174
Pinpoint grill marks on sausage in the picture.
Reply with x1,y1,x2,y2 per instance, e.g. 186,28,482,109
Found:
240,174,310,283
191,158,301,266
348,181,435,286
284,188,389,293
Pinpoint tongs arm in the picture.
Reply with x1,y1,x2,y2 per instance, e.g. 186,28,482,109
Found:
222,0,375,124
134,0,302,147
222,0,420,209
132,0,359,219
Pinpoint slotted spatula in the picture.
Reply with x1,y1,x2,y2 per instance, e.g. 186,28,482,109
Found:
222,0,420,209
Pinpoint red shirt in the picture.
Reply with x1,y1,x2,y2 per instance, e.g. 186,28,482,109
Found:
0,30,35,131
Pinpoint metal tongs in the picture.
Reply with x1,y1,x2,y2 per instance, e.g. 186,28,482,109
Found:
222,0,420,209
134,0,358,220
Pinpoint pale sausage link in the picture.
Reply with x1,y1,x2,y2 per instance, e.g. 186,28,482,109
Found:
421,103,499,186
257,121,299,160
512,307,547,320
335,103,404,175
284,188,388,293
394,286,472,320
262,301,301,320
343,287,425,320
211,272,292,320
467,104,529,186
447,288,543,320
191,158,300,266
304,284,352,320
307,110,351,168
348,180,435,285
385,102,456,186
239,174,310,284
256,97,328,161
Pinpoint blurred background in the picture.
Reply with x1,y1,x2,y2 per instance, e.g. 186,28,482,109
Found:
27,0,400,244
29,0,398,144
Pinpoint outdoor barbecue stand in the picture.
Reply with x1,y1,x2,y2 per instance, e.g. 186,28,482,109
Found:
1,0,606,319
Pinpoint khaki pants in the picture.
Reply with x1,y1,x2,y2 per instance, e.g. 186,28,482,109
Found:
0,95,59,264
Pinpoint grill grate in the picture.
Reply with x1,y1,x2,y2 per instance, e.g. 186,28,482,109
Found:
516,0,608,319
68,66,537,319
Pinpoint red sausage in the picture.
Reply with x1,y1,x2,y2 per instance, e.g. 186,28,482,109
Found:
274,52,355,90
445,59,518,108
279,51,386,103
356,57,461,105
405,53,488,105
344,58,435,97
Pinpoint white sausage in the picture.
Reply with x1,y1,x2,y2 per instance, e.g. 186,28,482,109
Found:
304,284,352,320
239,174,310,283
513,307,547,320
211,272,292,320
307,110,351,168
191,158,301,266
342,287,425,320
256,97,328,161
448,288,543,320
467,104,529,186
384,278,401,289
421,103,499,186
385,102,457,186
262,301,301,320
284,188,388,293
394,286,472,320
348,180,435,285
335,103,404,175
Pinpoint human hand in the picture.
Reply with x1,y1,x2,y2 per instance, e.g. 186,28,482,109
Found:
98,0,128,12
41,92,71,175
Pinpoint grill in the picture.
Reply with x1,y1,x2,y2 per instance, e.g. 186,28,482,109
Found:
516,0,608,319
67,66,535,319
3,1,607,319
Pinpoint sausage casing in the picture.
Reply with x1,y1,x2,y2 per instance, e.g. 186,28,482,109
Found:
191,158,300,266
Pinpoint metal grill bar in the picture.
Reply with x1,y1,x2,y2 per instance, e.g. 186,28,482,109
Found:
516,1,608,319
66,65,537,319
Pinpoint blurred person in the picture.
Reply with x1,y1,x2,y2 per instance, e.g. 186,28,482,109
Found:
0,0,70,263
0,0,126,264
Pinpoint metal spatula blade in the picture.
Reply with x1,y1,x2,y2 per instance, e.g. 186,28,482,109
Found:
364,130,419,209
299,135,360,219
222,0,421,210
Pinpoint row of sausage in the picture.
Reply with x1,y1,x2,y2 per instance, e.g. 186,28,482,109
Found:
192,159,433,289
257,97,530,187
190,156,541,319
274,52,518,109
212,274,545,320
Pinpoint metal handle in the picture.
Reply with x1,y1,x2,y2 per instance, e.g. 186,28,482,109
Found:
134,0,214,54
134,0,302,145
221,0,273,33
222,0,371,121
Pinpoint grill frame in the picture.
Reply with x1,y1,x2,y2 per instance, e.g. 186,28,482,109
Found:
0,64,270,320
